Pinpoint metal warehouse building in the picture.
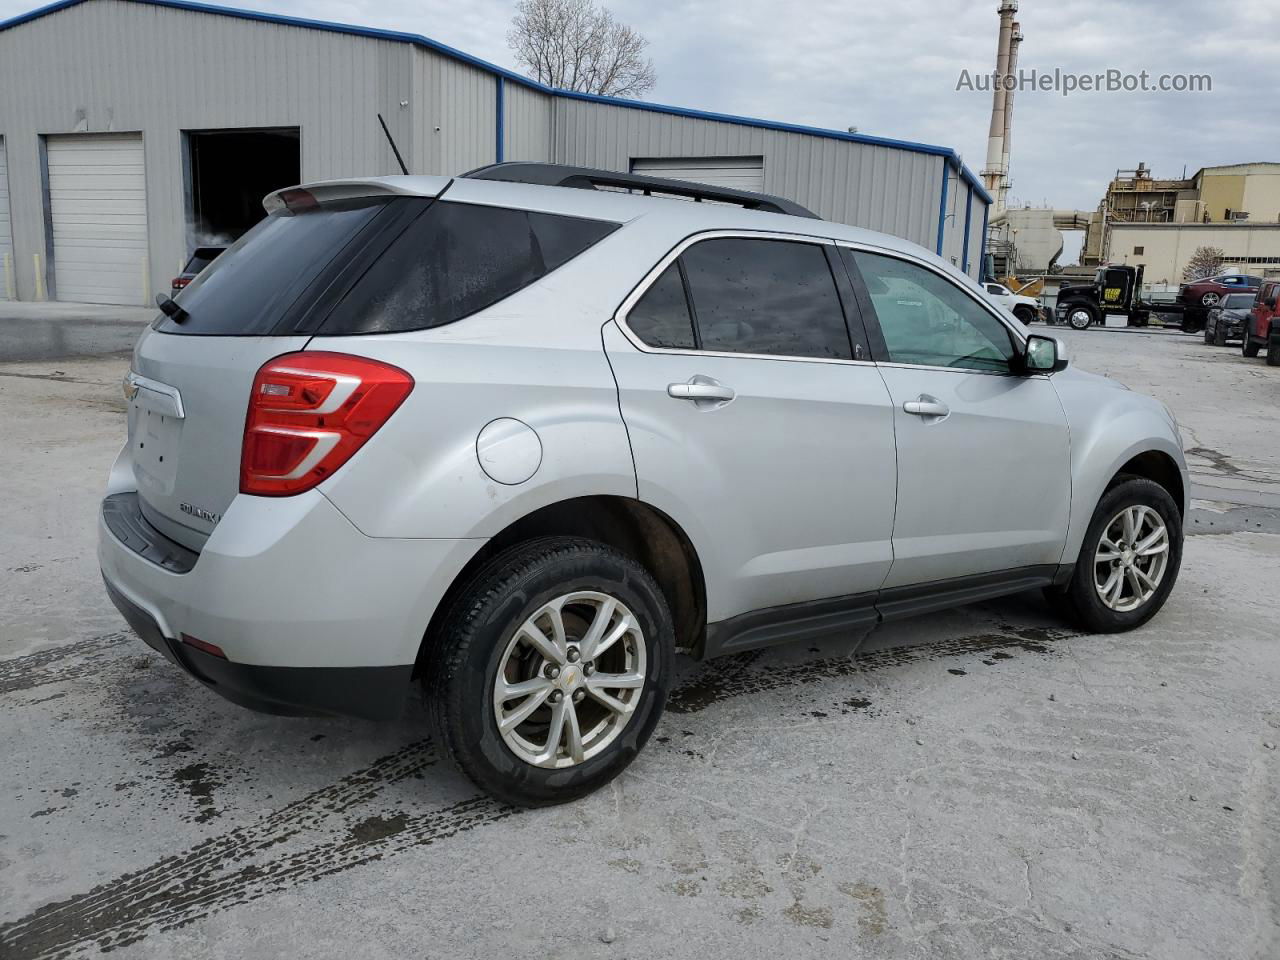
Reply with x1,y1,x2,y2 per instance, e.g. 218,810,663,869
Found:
0,0,991,305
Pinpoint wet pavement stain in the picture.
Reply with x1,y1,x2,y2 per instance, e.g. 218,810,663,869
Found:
0,633,130,696
171,762,223,824
668,624,1064,714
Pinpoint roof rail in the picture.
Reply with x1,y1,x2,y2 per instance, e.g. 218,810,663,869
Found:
461,162,820,220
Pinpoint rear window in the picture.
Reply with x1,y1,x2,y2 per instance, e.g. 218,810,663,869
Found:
156,198,388,335
316,201,619,335
184,247,224,273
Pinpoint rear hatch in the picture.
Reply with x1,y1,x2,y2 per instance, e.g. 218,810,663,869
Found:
128,188,430,551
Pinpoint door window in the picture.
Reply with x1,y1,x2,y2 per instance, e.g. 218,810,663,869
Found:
627,263,697,349
845,249,1016,373
679,238,852,360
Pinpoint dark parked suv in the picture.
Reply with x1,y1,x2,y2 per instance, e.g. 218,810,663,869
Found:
1204,292,1257,345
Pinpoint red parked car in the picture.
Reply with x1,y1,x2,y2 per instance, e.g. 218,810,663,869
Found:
1243,280,1280,366
1178,273,1263,330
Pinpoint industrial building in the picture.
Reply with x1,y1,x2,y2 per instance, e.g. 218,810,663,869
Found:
1104,222,1280,287
0,0,990,305
1082,161,1280,268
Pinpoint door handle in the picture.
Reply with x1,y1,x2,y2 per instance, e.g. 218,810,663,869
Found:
903,396,950,419
667,376,735,405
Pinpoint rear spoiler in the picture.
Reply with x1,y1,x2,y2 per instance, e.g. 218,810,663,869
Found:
262,176,451,214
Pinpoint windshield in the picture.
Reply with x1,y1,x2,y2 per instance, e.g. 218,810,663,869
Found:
1224,294,1256,309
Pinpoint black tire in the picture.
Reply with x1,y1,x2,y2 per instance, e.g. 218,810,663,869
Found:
1065,303,1097,330
1243,336,1260,358
1013,306,1036,325
1051,477,1183,634
1213,321,1227,346
1268,337,1280,367
1203,325,1214,345
424,536,674,807
1181,309,1205,333
1201,292,1221,308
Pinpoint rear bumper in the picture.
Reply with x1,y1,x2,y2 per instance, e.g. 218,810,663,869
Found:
103,577,411,719
99,485,484,719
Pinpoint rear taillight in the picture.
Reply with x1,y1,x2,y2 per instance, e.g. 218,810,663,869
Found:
240,352,413,496
172,276,190,289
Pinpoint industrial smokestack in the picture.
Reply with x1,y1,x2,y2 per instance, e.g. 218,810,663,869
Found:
999,19,1022,210
981,0,1018,213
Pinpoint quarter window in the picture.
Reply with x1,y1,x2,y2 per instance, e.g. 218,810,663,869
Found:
679,238,852,360
320,201,618,335
846,250,1016,373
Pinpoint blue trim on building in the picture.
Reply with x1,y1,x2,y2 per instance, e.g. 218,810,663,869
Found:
961,184,973,275
1,0,994,207
978,204,990,282
935,158,949,256
495,76,505,164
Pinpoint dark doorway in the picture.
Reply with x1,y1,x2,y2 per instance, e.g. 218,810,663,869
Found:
183,127,300,250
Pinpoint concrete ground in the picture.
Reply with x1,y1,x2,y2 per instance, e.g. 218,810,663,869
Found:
0,319,1277,960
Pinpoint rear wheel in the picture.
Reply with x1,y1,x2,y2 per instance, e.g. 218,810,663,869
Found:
425,537,673,807
1050,478,1182,633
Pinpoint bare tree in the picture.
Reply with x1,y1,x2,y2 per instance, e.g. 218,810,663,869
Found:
1182,246,1226,282
508,0,656,98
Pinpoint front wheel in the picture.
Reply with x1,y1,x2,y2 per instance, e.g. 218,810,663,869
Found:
425,537,674,807
1213,321,1228,346
1050,478,1183,633
1013,306,1036,325
1268,337,1280,367
1066,304,1096,330
1203,325,1214,345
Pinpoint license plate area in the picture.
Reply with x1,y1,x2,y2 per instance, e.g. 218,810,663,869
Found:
130,387,185,495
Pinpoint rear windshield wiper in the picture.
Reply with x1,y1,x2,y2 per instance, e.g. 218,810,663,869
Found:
155,293,189,324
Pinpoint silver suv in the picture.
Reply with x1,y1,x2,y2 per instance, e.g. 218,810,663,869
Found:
100,163,1187,806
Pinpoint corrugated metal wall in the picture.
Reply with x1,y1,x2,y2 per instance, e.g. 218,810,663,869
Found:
550,98,945,252
504,83,554,163
0,0,986,301
0,0,426,301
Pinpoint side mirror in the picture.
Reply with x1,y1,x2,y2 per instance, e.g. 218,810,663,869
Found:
1024,334,1068,374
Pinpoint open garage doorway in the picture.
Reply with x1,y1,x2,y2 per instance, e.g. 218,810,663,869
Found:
182,127,300,253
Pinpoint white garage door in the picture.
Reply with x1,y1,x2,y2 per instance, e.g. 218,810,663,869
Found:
47,134,149,305
0,137,13,300
631,156,765,193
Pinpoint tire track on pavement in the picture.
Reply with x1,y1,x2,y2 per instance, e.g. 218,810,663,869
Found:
0,633,130,696
0,740,514,960
1,622,1068,958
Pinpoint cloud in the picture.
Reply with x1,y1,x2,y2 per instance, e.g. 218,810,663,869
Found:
2,0,1275,212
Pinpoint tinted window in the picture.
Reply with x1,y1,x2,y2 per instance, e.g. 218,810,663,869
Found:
1224,293,1256,308
320,202,618,335
159,199,387,335
184,247,223,273
848,250,1016,372
680,238,852,360
628,263,696,349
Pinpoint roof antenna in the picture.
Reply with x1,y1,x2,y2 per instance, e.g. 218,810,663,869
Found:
377,113,409,175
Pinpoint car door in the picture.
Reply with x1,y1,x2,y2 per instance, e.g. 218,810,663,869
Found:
603,232,898,625
840,246,1071,589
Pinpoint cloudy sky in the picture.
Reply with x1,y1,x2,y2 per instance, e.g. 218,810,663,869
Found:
4,0,1277,228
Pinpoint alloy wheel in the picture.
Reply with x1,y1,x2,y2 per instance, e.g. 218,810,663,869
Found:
492,591,647,769
1093,505,1170,612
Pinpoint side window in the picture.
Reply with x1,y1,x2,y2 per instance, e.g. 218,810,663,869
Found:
627,263,696,349
985,283,1004,295
680,238,852,360
319,202,618,335
845,249,1016,373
